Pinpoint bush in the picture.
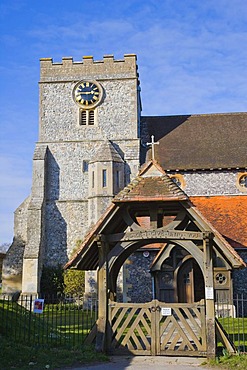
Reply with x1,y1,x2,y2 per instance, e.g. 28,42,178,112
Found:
64,270,85,296
40,265,85,297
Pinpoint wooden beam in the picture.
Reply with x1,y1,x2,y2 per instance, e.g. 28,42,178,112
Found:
105,229,205,243
203,234,216,359
215,318,236,354
96,240,109,352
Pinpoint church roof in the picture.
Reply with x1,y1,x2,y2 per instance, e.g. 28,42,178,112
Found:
142,112,247,170
191,195,247,249
114,160,188,202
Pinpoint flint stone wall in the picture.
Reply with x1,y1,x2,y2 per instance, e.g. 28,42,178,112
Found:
169,170,245,196
37,55,140,269
39,80,138,142
124,250,157,303
2,197,30,293
233,251,247,295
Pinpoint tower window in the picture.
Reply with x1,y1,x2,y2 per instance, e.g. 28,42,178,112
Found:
102,169,107,187
80,110,87,125
82,160,89,172
92,171,95,188
79,109,96,126
89,111,94,125
116,170,120,188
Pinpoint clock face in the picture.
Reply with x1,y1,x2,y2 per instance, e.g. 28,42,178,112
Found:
73,81,102,108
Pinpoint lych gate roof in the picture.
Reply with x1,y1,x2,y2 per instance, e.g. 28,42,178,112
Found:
142,113,247,170
114,160,188,203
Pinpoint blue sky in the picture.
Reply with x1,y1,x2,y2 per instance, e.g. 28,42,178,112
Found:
1,0,247,243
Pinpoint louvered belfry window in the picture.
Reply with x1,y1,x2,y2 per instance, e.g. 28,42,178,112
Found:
80,110,87,125
79,109,95,126
89,110,94,125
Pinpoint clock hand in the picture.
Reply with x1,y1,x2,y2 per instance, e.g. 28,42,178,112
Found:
76,92,91,95
77,90,97,95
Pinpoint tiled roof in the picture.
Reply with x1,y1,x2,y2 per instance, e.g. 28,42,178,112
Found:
114,161,188,202
142,112,247,170
113,175,188,202
191,195,247,248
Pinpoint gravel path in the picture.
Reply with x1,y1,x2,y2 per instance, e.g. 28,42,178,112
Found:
64,356,211,370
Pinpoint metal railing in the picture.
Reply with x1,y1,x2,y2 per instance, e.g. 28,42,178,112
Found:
2,292,247,352
0,294,98,348
215,293,247,352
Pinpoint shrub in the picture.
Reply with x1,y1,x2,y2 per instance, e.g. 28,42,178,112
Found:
64,270,85,296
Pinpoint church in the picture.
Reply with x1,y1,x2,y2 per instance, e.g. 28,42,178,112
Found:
2,53,247,307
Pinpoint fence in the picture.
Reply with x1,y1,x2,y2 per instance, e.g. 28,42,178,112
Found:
1,293,247,352
215,293,247,352
0,294,98,348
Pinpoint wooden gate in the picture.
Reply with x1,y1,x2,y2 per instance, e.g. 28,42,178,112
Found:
108,299,207,356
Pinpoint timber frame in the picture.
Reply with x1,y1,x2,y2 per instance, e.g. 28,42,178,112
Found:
65,160,245,357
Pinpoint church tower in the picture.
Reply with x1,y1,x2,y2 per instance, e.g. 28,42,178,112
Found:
3,54,141,295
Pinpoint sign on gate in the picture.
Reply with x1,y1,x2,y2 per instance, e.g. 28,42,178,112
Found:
161,307,172,316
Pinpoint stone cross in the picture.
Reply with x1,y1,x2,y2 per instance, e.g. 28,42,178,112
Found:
147,135,159,160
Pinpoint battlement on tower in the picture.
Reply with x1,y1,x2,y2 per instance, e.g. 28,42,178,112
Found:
40,54,139,82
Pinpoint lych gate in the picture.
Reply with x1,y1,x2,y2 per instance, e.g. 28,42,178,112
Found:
65,160,245,358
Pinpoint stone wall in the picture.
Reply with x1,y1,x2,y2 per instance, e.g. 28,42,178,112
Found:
123,250,157,303
168,170,245,196
233,250,247,295
2,197,30,293
39,80,139,143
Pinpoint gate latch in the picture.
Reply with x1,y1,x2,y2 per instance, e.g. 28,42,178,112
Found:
151,306,161,312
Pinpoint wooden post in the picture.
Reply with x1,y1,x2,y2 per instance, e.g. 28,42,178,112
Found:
203,232,216,359
96,238,109,352
149,206,158,229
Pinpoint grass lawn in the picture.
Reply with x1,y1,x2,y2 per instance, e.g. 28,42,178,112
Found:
0,298,108,369
218,317,247,351
209,352,247,370
0,336,108,370
0,298,97,347
1,298,247,369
